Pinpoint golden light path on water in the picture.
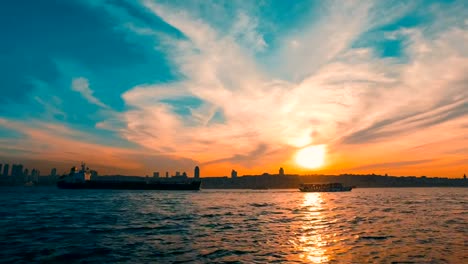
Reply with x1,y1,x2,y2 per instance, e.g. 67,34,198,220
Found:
294,193,330,263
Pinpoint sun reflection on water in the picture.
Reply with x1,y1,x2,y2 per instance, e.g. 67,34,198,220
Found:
295,193,330,263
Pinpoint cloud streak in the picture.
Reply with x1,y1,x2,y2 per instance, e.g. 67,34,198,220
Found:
71,77,109,109
1,0,467,177
117,1,467,169
351,159,435,171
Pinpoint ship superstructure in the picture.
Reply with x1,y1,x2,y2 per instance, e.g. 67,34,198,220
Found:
57,163,201,190
299,183,353,192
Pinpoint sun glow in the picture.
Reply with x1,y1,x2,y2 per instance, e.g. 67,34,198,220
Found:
295,145,326,169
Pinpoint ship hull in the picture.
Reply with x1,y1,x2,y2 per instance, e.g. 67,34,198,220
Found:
299,187,352,192
57,180,201,190
299,183,353,192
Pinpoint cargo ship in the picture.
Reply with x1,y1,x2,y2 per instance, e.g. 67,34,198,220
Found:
57,163,201,191
299,183,353,192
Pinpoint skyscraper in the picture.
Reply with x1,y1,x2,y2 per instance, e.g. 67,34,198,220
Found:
11,164,24,184
24,168,29,181
194,166,200,179
231,169,238,179
279,167,285,176
50,168,57,183
31,169,40,183
2,164,9,177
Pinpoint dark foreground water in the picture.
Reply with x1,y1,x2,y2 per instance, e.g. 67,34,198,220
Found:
0,187,466,263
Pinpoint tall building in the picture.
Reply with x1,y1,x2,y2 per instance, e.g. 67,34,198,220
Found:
31,169,40,183
50,168,58,183
24,168,29,181
31,169,37,182
165,171,169,178
153,172,160,178
11,164,24,184
2,164,9,177
279,167,285,176
231,169,238,179
194,166,200,179
50,168,57,177
12,164,23,175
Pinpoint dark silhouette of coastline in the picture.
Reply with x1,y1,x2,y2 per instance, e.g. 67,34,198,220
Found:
1,162,466,188
199,173,468,189
1,172,466,189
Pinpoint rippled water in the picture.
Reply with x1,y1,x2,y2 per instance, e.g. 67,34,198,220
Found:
0,187,467,263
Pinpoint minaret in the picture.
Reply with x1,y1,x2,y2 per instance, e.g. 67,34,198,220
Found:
194,166,200,179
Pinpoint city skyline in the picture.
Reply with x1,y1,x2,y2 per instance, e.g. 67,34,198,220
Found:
1,1,467,177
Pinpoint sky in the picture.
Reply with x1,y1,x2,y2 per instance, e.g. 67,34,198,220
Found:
0,0,466,177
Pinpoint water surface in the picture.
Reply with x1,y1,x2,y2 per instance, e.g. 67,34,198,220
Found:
0,187,466,263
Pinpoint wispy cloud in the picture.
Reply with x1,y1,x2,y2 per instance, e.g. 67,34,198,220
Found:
351,159,435,171
0,117,197,175
120,1,466,159
2,0,467,176
71,77,109,109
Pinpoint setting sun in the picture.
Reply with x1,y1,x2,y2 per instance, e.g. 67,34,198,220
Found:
295,145,326,169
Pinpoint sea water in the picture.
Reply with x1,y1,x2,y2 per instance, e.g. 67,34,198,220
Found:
0,187,466,263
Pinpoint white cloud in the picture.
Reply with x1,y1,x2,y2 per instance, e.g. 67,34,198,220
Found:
111,1,468,174
231,12,267,52
71,77,109,109
274,0,373,80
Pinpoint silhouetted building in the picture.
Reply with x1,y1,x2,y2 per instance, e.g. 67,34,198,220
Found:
23,168,29,181
176,171,181,177
29,169,37,182
48,168,58,183
194,166,200,179
279,167,285,176
464,174,467,180
153,172,160,178
231,169,238,179
2,164,9,177
11,164,24,184
31,169,40,183
166,171,169,178
182,172,187,178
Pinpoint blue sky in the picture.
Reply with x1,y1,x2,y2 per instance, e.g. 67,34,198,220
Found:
0,0,466,176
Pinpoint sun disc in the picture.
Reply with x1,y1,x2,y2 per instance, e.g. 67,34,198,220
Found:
295,145,326,169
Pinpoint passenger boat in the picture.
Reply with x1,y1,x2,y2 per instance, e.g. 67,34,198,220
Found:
299,183,353,192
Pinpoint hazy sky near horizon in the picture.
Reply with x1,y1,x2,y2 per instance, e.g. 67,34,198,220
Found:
0,0,466,177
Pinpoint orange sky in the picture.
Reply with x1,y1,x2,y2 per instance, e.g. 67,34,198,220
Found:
0,1,466,178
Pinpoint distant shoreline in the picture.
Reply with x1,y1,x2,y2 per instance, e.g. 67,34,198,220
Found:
1,173,466,188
